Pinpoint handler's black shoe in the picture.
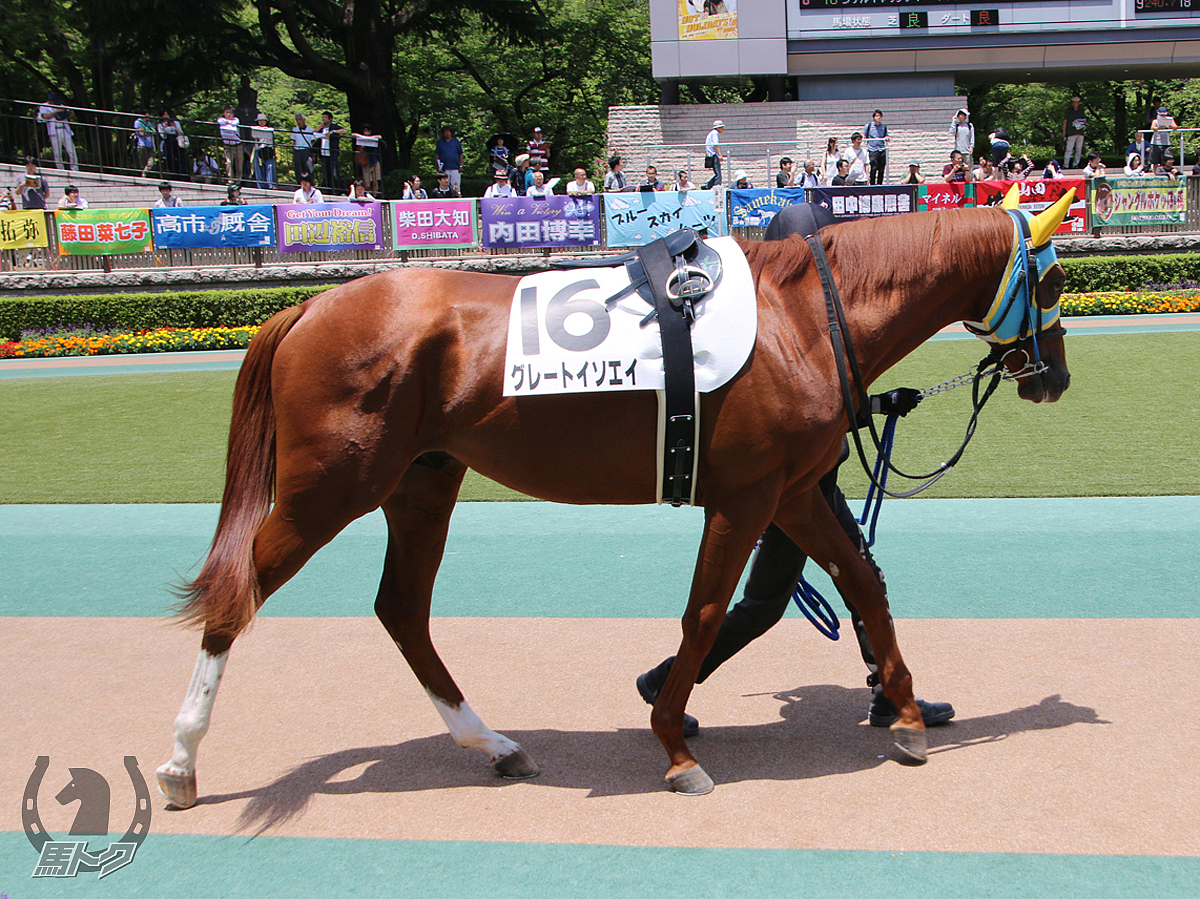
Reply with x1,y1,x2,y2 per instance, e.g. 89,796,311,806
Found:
868,695,955,728
636,659,699,737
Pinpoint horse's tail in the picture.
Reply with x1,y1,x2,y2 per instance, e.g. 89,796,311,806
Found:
176,303,307,638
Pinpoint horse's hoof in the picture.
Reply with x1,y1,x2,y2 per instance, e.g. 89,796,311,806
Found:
666,765,714,795
891,725,928,763
493,748,540,779
156,767,197,808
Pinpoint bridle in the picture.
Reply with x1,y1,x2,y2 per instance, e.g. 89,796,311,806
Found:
804,208,1065,499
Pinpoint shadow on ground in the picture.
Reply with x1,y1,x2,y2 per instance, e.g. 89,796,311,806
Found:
184,685,1108,834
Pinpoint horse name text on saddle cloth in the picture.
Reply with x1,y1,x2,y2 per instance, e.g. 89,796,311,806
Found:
502,236,757,398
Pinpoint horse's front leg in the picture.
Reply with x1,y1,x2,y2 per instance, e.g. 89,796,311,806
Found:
775,490,926,762
653,505,771,795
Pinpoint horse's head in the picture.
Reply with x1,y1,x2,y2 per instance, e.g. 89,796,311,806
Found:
968,188,1073,404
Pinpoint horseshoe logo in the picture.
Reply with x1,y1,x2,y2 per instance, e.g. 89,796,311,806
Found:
23,756,152,877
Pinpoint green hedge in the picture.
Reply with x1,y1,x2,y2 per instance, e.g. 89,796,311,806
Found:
0,286,331,341
1061,253,1200,292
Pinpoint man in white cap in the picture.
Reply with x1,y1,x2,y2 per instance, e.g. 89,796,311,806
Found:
527,127,549,169
949,108,974,159
509,153,531,196
704,119,724,189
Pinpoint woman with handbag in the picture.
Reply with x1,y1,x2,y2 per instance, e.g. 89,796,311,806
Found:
158,110,189,180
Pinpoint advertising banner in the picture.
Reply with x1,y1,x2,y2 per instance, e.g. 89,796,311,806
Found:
1090,176,1187,227
728,187,806,227
151,205,276,249
809,185,917,220
603,190,726,247
392,199,478,249
275,202,386,253
974,178,1089,235
0,210,49,249
678,0,737,39
916,182,972,211
480,195,601,250
55,208,152,256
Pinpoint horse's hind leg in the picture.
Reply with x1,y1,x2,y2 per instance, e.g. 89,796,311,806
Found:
374,454,539,779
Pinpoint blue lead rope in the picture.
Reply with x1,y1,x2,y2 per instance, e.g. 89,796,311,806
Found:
790,414,900,640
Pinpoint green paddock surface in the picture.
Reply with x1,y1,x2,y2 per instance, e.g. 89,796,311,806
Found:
1,331,1199,504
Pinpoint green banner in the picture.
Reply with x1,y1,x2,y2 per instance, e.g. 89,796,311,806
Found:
55,207,153,256
1091,176,1187,227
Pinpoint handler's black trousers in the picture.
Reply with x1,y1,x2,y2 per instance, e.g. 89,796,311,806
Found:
691,466,891,691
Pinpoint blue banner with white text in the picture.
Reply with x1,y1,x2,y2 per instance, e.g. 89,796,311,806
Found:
150,205,276,248
809,185,917,221
603,190,725,247
728,188,808,227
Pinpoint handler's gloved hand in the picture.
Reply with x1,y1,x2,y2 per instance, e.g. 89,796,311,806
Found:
872,388,923,417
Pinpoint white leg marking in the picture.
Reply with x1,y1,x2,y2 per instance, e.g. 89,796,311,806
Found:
425,689,521,762
158,650,228,778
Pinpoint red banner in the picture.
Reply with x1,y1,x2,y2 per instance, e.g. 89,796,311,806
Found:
917,182,971,211
973,178,1089,235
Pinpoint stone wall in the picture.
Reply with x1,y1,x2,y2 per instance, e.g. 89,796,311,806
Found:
608,98,968,185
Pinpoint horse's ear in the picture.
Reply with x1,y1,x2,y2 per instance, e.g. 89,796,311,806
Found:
1001,185,1021,209
1029,188,1075,246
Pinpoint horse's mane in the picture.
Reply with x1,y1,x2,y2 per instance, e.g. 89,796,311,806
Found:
742,208,1014,307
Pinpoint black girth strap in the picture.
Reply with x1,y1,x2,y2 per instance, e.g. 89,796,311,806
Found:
636,238,697,506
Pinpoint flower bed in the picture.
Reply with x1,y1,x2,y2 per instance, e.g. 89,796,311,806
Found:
1060,290,1200,316
0,325,260,359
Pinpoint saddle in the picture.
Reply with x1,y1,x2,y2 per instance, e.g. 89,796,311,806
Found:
553,229,724,506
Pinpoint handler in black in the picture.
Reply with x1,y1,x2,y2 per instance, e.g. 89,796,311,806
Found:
636,202,955,736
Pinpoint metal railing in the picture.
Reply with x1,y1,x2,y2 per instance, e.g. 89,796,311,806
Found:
1132,126,1200,170
0,98,366,192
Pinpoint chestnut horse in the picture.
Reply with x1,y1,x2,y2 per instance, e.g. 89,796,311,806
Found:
158,202,1070,807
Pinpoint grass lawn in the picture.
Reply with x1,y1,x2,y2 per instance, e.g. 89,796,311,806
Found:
1,330,1197,503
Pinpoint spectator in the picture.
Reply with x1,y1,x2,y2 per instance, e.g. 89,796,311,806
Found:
1155,149,1180,180
435,126,463,194
567,167,596,195
526,159,545,189
526,170,554,198
989,127,1011,167
943,150,974,182
15,158,48,209
489,136,511,172
776,156,795,188
846,132,869,184
732,169,753,189
292,171,324,203
291,113,316,181
38,91,79,171
704,119,724,189
950,108,974,160
1042,159,1063,179
1062,96,1086,169
348,179,375,202
527,126,550,169
1082,152,1106,179
1003,154,1035,180
430,171,457,199
0,185,15,210
641,165,666,191
158,109,189,180
830,159,851,186
1124,152,1145,177
1149,105,1178,168
220,183,247,206
509,154,531,196
1126,132,1148,164
251,113,276,190
797,158,820,188
315,111,347,192
675,170,696,191
217,107,244,184
133,109,156,176
56,184,88,209
973,156,996,181
864,108,888,184
402,175,427,199
352,124,382,195
193,151,221,184
604,155,627,192
901,160,925,184
821,136,841,186
483,167,513,197
154,181,182,208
